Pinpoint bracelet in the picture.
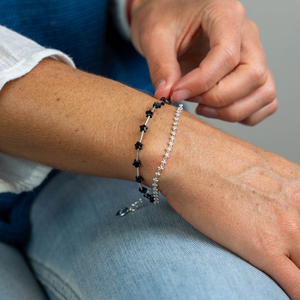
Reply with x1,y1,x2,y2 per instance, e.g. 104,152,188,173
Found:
116,99,183,217
151,103,183,205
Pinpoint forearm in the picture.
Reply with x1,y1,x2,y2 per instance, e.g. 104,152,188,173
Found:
0,58,281,190
0,58,184,185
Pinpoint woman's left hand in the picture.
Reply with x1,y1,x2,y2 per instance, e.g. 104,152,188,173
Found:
130,0,277,125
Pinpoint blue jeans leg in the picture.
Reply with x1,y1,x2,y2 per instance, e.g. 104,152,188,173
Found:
25,172,289,300
0,242,47,300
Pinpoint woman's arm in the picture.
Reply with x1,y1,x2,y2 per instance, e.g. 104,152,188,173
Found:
1,58,300,299
0,58,179,185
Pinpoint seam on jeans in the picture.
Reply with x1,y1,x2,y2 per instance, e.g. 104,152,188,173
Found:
37,277,67,300
29,257,81,300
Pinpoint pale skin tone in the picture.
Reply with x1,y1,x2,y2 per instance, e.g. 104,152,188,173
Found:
0,1,299,299
1,58,300,300
131,0,277,125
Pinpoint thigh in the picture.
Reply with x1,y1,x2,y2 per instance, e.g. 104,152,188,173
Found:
0,242,47,300
25,172,289,300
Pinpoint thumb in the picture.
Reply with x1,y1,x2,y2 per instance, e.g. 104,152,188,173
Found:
144,39,182,101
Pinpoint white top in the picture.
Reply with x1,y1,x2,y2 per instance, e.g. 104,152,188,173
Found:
0,1,130,194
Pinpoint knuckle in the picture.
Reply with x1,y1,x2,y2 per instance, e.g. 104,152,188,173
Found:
223,43,240,68
219,103,241,122
230,1,246,17
250,230,280,258
270,99,278,113
240,117,257,126
251,65,268,87
211,91,228,107
227,109,241,122
263,83,277,104
199,68,216,92
248,20,260,35
149,59,162,76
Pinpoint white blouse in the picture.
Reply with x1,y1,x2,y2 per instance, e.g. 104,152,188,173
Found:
0,0,130,194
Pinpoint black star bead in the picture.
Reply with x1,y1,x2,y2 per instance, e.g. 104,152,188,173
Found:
145,110,153,118
153,102,161,109
135,176,144,183
133,159,141,168
135,141,143,150
160,97,166,103
139,186,147,194
140,125,148,132
149,195,155,203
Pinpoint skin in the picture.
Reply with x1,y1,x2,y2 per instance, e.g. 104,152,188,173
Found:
130,0,278,125
0,59,300,299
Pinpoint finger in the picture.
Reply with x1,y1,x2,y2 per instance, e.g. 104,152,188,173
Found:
195,70,276,122
240,99,278,126
199,22,268,107
142,30,182,100
171,1,245,102
291,252,300,271
264,256,300,300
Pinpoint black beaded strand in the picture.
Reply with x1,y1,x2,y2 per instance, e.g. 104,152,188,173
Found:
116,97,170,217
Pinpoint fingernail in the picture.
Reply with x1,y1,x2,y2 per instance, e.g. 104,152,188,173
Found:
154,80,166,95
200,106,218,118
171,90,190,102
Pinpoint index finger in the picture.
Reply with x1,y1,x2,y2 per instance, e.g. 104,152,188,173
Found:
265,256,300,300
171,2,245,102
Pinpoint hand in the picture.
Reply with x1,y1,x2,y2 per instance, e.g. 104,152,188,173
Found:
158,112,300,299
130,0,277,125
2,57,298,299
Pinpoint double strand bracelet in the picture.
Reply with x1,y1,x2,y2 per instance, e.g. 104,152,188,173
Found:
116,98,183,217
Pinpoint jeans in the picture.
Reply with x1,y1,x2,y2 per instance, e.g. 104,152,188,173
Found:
0,172,290,299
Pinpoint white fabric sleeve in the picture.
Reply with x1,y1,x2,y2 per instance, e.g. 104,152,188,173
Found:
0,25,75,194
110,0,131,40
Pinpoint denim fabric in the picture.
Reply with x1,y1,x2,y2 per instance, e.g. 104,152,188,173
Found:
0,1,289,298
19,172,289,300
0,242,47,300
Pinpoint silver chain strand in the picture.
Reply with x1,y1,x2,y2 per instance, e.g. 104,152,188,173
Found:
116,103,183,217
151,104,183,205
